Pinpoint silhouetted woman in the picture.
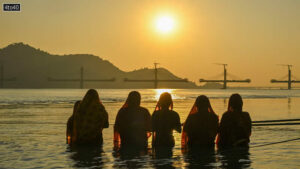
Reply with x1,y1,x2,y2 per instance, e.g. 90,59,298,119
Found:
114,91,151,150
217,93,252,148
152,92,181,147
66,100,81,144
71,89,109,145
182,95,219,149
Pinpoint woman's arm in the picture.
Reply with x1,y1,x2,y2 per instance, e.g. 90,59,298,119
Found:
174,112,182,133
103,109,109,128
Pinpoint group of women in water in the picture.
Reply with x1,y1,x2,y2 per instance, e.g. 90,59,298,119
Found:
66,89,252,151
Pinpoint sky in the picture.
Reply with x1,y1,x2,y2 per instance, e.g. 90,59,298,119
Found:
1,0,300,87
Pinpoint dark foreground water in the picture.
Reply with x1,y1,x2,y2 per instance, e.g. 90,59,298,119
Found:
0,89,300,168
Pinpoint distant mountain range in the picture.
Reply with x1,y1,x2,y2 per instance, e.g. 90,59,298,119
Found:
0,42,207,89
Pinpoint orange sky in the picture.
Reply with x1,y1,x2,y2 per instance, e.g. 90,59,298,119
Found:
1,0,300,87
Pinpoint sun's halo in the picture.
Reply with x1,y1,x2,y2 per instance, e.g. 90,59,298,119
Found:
155,15,176,34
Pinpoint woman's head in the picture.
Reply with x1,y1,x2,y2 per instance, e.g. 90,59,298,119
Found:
82,89,100,104
228,93,243,112
157,92,173,110
73,100,81,114
195,95,214,113
126,91,141,107
79,89,101,112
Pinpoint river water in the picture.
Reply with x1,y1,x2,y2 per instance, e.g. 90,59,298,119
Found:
0,89,299,168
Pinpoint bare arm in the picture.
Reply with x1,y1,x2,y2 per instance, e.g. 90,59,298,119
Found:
174,112,182,133
103,109,109,128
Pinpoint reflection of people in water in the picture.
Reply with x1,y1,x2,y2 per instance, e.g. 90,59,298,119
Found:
219,147,251,169
152,147,175,169
183,147,217,169
71,89,109,145
182,95,219,149
66,100,81,144
112,146,151,168
217,93,252,148
152,92,181,147
114,91,151,150
68,145,105,168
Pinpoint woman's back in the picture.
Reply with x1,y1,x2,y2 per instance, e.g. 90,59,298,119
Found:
152,109,181,147
115,106,151,147
74,104,108,144
182,95,219,149
184,112,218,147
218,111,251,147
72,89,109,145
218,93,252,148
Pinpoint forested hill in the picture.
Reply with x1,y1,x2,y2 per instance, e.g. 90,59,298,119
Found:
0,43,197,88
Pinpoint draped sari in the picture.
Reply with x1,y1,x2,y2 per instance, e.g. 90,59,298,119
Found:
182,96,219,150
72,89,109,145
114,92,151,150
152,94,181,147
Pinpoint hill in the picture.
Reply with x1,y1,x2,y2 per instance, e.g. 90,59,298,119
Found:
0,43,197,88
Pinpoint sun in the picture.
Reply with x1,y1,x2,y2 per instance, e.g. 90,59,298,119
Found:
155,15,176,34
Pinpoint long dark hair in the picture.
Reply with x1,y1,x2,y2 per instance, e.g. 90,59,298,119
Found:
228,93,243,112
78,89,103,113
124,91,141,108
195,95,214,114
73,101,81,115
155,92,173,110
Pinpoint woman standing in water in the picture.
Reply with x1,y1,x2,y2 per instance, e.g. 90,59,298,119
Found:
66,100,81,144
217,93,252,148
114,91,151,150
71,89,109,145
182,95,219,149
152,92,181,147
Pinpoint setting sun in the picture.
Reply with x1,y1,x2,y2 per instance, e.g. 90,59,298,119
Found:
155,15,176,34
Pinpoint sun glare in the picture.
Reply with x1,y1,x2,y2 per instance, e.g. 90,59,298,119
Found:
155,89,174,100
155,15,176,34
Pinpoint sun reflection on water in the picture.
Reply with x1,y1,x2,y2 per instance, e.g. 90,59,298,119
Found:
154,89,175,100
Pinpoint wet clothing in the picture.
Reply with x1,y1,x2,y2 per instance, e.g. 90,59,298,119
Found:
114,107,151,148
66,115,74,144
183,111,219,148
72,103,109,145
217,111,252,148
152,109,181,147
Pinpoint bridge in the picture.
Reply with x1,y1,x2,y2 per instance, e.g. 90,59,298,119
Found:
199,63,251,89
271,65,300,90
124,63,188,89
48,66,115,89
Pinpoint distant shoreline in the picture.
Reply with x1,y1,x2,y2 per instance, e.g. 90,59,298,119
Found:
0,87,299,90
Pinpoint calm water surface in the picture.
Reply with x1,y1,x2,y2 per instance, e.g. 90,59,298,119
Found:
0,89,300,168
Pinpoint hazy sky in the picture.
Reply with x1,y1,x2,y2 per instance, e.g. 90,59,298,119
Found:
1,0,300,87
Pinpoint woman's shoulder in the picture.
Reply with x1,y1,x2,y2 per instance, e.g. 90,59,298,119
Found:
139,106,149,112
209,112,219,120
220,111,231,120
139,106,151,115
241,111,250,115
170,110,180,118
152,110,160,117
241,111,251,119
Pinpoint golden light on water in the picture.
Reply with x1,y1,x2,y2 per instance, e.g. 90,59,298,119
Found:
154,89,174,100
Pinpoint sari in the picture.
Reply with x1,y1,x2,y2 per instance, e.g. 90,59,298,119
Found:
114,91,151,150
152,92,181,147
182,95,219,150
217,93,252,148
66,101,81,144
72,89,109,145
